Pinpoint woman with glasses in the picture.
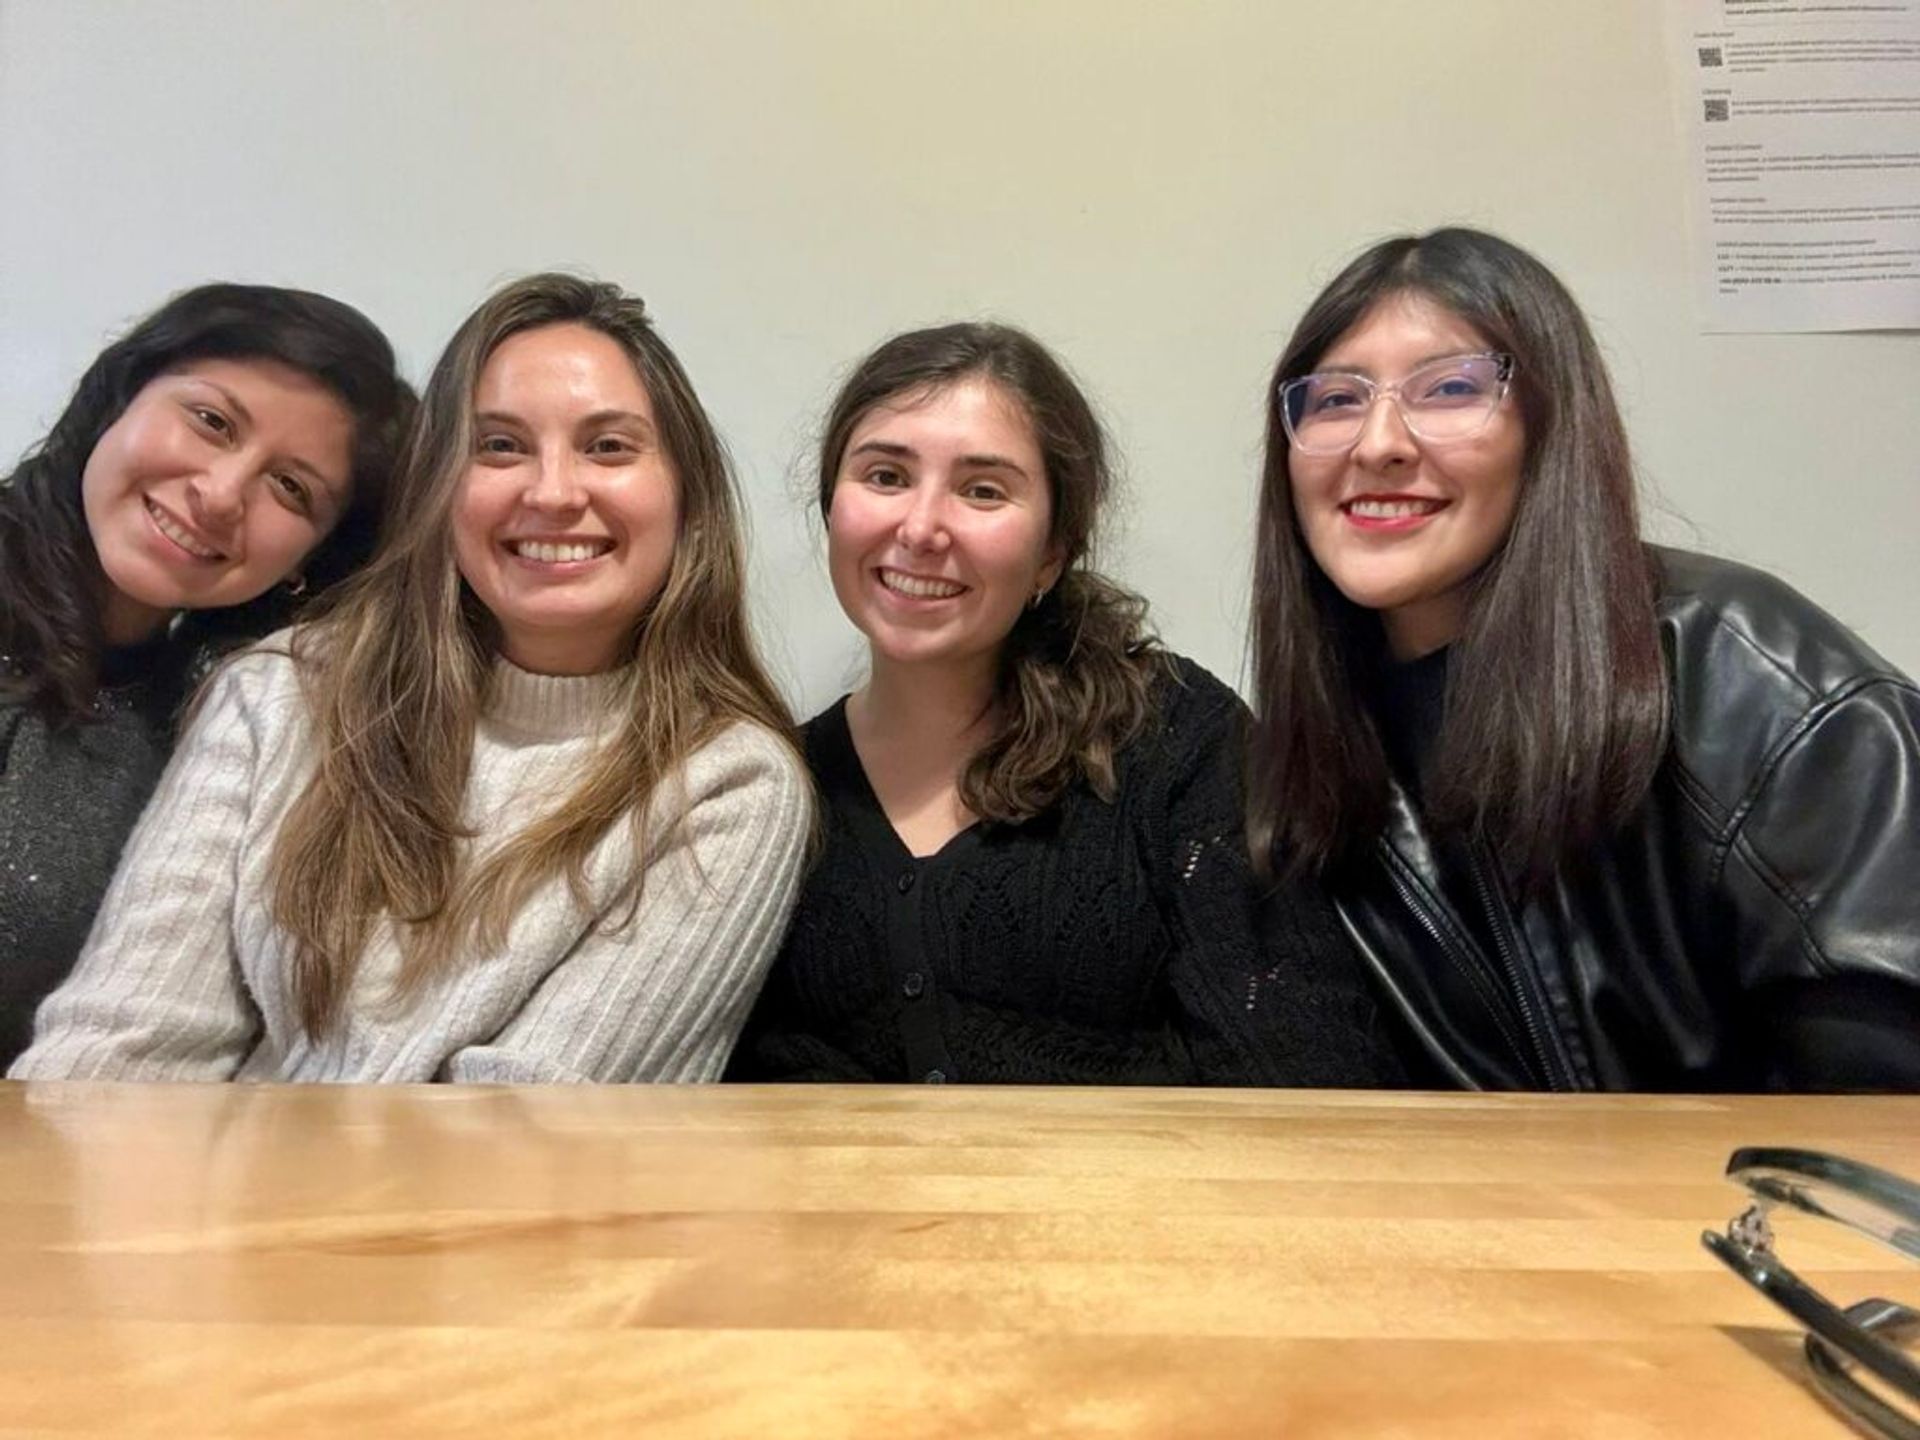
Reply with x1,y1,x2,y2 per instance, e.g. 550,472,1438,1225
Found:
13,275,810,1084
729,322,1396,1086
1247,226,1920,1092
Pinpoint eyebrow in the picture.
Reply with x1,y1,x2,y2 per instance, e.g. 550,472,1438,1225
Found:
846,439,1033,480
474,409,656,434
577,408,654,433
194,378,256,431
1314,350,1490,378
960,452,1031,478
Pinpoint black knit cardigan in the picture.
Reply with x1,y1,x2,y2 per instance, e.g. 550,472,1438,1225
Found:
729,655,1399,1087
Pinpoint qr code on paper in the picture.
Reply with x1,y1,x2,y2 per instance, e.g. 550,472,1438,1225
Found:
1704,98,1730,122
1698,46,1724,67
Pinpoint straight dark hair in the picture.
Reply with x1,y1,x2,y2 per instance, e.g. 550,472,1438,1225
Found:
0,283,413,723
1247,228,1667,887
818,322,1164,821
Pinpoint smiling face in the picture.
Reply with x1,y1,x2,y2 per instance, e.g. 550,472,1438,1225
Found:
452,322,681,677
1287,291,1527,660
80,357,356,644
827,376,1062,683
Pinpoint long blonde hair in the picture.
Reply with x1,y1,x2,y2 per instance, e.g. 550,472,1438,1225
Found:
268,274,796,1034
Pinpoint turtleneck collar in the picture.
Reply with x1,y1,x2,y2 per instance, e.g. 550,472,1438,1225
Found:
484,655,626,741
98,628,189,691
1363,644,1450,797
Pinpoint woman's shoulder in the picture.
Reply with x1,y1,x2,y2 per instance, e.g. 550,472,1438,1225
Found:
1093,652,1250,809
681,716,812,799
199,627,304,696
796,694,856,776
1654,545,1913,700
1653,546,1918,796
181,626,320,733
650,717,814,864
1143,651,1251,742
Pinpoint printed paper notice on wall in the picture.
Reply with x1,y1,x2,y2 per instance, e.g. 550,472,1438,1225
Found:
1667,0,1920,332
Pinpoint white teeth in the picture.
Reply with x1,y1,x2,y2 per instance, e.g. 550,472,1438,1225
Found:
880,569,965,599
1348,498,1442,519
513,540,609,564
145,498,221,559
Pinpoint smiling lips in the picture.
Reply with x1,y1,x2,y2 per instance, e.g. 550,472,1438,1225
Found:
144,496,225,561
876,566,967,600
509,537,615,565
1341,494,1449,532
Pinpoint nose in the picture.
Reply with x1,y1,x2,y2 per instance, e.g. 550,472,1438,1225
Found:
524,447,588,512
896,485,950,553
1348,390,1419,470
185,456,249,529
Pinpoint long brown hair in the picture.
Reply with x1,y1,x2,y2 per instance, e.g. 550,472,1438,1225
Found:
268,273,796,1034
0,283,411,723
818,322,1165,822
1247,228,1667,887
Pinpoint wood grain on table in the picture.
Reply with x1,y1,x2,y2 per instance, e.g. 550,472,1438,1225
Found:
1,1082,1915,1438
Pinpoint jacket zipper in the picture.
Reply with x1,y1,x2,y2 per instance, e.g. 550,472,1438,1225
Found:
1379,849,1549,1089
1467,839,1570,1091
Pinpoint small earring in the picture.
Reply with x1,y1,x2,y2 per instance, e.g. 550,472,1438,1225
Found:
284,574,308,598
1028,587,1048,611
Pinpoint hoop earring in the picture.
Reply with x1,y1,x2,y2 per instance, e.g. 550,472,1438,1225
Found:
284,574,308,598
1028,587,1048,611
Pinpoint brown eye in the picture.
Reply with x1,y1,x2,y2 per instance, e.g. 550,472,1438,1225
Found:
1306,381,1367,415
189,405,234,437
271,472,314,512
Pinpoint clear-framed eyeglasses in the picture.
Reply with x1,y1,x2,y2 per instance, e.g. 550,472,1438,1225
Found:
1704,1147,1920,1438
1277,351,1515,455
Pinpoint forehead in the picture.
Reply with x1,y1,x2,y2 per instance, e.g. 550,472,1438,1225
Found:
1319,292,1493,371
846,376,1041,460
476,323,654,413
165,354,347,414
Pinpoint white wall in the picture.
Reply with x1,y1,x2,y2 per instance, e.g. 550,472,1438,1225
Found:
4,0,1916,710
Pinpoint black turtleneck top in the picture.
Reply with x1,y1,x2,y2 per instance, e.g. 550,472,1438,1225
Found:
1364,643,1450,799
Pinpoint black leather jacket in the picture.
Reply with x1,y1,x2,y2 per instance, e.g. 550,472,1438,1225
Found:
1337,547,1920,1092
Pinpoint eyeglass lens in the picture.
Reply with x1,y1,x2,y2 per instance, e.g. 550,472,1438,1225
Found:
1283,353,1508,453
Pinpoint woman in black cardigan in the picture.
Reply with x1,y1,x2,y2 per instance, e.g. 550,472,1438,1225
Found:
731,322,1396,1086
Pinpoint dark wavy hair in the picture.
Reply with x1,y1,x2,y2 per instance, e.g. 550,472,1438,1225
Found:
1247,228,1667,887
818,321,1166,822
0,283,414,723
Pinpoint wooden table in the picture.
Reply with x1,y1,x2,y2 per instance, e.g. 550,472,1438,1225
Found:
1,1083,1914,1438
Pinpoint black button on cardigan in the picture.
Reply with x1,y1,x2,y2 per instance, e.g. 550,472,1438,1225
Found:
727,654,1400,1089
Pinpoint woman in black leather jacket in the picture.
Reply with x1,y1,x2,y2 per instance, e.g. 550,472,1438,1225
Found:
1246,226,1920,1092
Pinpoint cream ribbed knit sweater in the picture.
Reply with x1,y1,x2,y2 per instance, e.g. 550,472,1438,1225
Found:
10,643,811,1084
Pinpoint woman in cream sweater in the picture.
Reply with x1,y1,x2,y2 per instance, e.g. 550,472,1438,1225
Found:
13,274,810,1084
